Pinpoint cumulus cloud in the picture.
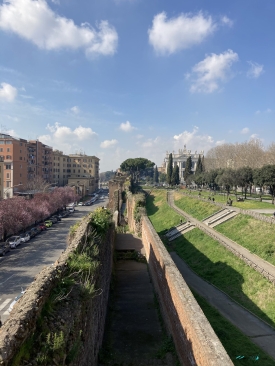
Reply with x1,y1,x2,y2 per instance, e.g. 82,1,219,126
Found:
142,137,160,148
241,127,249,134
173,126,214,152
100,139,118,148
71,106,79,114
247,61,264,79
221,16,233,27
0,82,17,102
188,49,238,93
0,0,118,58
148,11,216,55
42,122,97,141
119,121,136,132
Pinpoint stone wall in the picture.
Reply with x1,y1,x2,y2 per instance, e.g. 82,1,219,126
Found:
127,195,233,366
0,217,115,366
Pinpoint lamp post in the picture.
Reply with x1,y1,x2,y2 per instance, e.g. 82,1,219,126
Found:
3,183,23,199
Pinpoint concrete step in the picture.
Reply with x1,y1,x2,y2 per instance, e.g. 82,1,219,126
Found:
165,222,188,238
203,209,237,227
168,223,195,241
208,211,238,228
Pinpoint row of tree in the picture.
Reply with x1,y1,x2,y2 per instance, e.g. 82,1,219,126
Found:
205,139,275,170
0,186,77,240
193,165,275,203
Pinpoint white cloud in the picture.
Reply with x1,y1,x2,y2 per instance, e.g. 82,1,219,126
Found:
241,127,249,134
136,134,144,139
247,61,264,79
0,0,118,58
119,120,136,132
71,106,79,114
221,16,233,27
189,49,238,93
100,139,118,148
142,137,160,148
148,11,216,55
0,82,17,102
255,110,261,114
250,134,259,140
43,122,97,142
265,108,272,113
173,126,214,152
216,140,226,145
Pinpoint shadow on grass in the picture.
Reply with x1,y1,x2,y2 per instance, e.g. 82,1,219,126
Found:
171,231,275,328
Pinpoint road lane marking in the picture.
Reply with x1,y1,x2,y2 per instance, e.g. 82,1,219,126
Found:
0,298,12,311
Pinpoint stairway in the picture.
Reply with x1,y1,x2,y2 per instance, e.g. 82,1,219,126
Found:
203,209,238,228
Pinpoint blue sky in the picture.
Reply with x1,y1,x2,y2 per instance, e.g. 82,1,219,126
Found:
0,0,274,171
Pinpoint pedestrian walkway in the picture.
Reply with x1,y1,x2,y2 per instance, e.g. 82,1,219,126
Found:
170,252,275,360
100,233,174,365
168,192,275,284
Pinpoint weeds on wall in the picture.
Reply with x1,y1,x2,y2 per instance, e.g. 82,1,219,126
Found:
11,209,112,366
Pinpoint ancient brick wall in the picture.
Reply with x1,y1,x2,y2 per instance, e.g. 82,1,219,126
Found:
127,194,233,366
0,218,115,366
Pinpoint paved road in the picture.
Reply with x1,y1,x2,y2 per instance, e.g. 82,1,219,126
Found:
0,195,108,323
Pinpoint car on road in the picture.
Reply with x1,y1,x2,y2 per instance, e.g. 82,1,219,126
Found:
19,233,31,243
49,216,58,224
30,227,40,237
51,215,61,221
60,211,69,218
0,242,10,256
44,220,53,228
6,236,21,249
38,224,47,231
8,290,25,313
78,202,84,206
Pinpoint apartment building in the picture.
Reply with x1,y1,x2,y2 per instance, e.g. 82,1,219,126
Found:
67,154,99,196
53,150,71,187
0,156,4,199
27,140,53,183
0,133,28,198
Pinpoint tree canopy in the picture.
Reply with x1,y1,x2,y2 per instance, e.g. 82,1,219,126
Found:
166,153,173,185
184,156,192,182
120,158,155,182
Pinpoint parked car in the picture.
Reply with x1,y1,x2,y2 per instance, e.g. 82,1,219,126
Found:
8,290,25,313
6,236,21,249
30,227,40,237
68,207,75,213
0,242,10,256
19,233,31,243
51,215,61,221
60,211,69,218
44,220,53,228
49,216,58,224
78,202,84,206
38,223,47,231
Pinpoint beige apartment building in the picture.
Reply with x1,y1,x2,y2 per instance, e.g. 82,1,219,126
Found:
53,150,71,187
67,154,99,196
28,140,53,183
0,133,28,198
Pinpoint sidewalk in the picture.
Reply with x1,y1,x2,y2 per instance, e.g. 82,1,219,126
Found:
170,252,275,360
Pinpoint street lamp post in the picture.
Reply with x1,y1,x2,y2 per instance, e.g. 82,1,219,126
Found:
3,183,23,199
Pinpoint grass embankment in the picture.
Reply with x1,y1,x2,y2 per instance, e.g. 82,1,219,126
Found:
147,190,275,327
173,193,219,220
193,292,275,366
215,215,275,266
181,190,273,209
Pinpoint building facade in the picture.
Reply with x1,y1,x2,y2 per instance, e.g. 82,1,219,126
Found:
27,140,53,183
0,133,29,198
163,146,204,183
0,156,4,199
53,150,72,187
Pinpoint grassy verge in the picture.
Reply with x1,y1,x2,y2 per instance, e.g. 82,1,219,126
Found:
193,291,275,365
146,190,275,328
180,190,273,209
215,214,275,266
173,193,219,220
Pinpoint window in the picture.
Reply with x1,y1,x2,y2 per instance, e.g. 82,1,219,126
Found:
0,148,3,152
6,155,12,159
6,181,11,187
7,173,10,178
20,165,22,168
5,164,11,169
7,148,10,152
6,141,12,144
20,157,22,160
20,173,22,177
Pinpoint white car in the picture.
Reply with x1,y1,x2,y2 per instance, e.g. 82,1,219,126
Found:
6,236,21,249
78,202,83,206
68,207,75,213
19,233,30,243
8,290,25,313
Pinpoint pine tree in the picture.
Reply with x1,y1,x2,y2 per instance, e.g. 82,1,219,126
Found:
201,155,205,172
171,165,180,185
196,155,203,175
166,153,173,185
154,165,159,183
184,156,192,182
